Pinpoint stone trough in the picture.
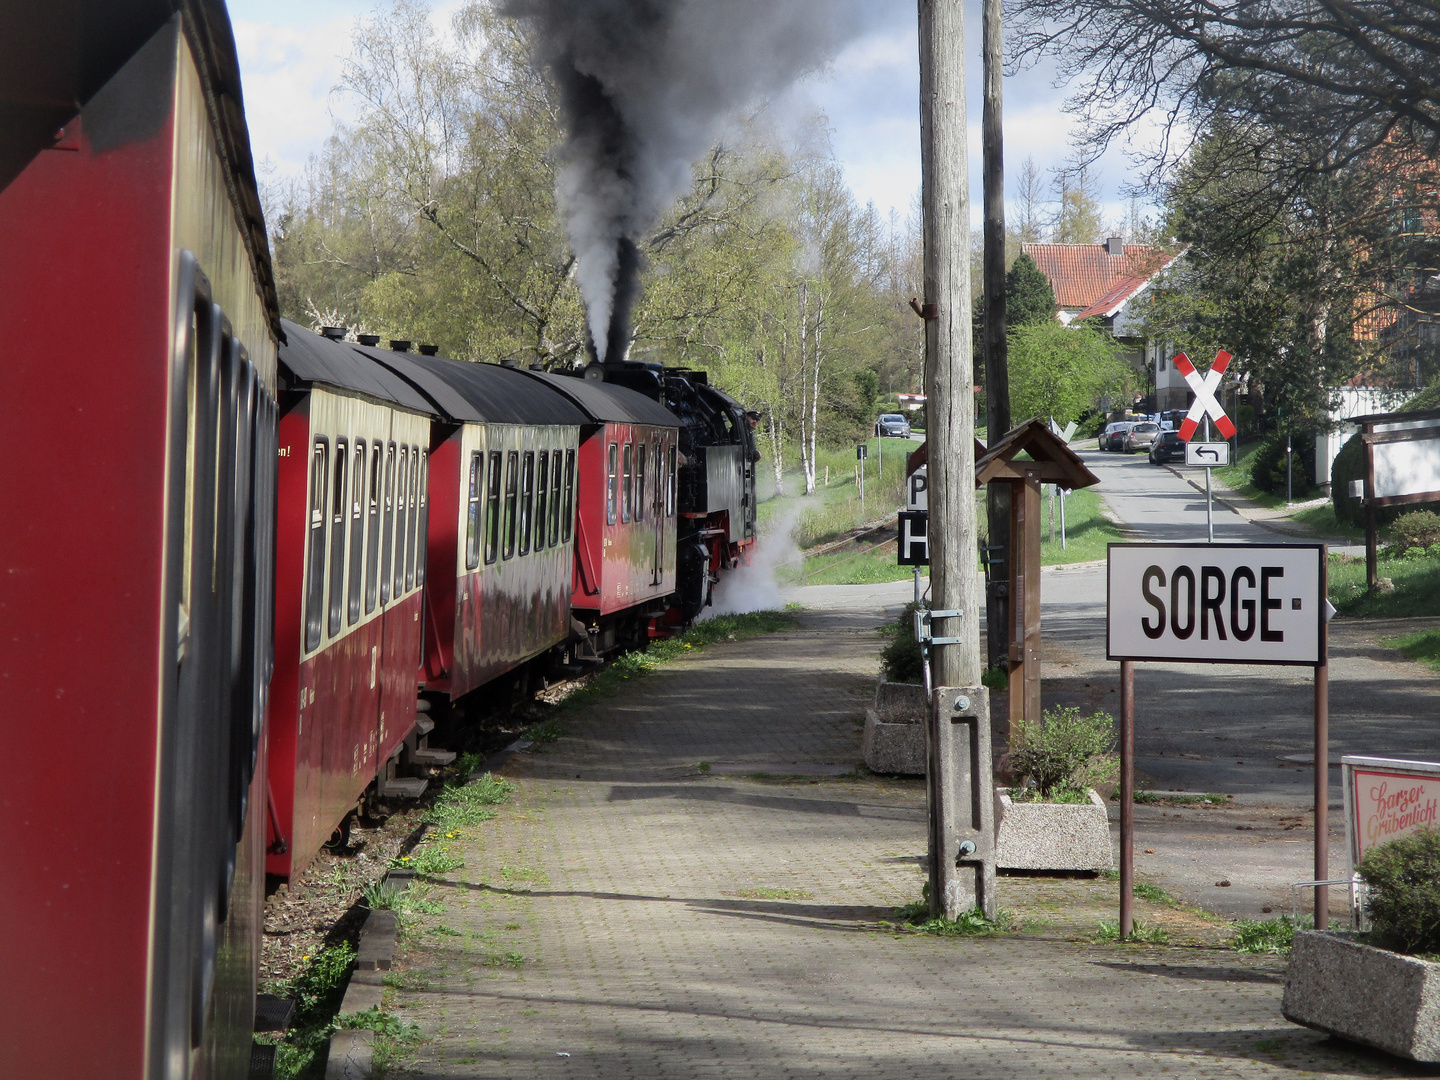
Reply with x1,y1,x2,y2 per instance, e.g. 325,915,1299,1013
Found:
862,679,926,776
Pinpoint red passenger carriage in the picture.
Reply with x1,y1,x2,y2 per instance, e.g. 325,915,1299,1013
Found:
0,4,282,1076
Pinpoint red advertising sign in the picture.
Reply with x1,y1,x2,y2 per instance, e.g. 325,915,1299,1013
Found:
1342,756,1440,872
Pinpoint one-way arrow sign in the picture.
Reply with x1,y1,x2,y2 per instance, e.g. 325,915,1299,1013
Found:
1185,441,1231,467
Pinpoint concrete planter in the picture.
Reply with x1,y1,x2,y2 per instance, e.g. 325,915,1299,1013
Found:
862,680,926,775
993,789,1114,872
1282,930,1440,1062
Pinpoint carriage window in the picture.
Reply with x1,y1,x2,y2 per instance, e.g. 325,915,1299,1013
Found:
563,449,576,541
327,439,348,638
393,445,409,597
405,446,421,590
635,443,646,522
606,442,618,525
416,450,428,586
303,438,329,652
519,451,535,555
347,440,366,625
503,450,518,559
549,450,563,542
365,443,382,613
380,443,396,605
621,443,633,523
485,450,502,564
535,451,549,550
465,452,482,570
667,444,677,516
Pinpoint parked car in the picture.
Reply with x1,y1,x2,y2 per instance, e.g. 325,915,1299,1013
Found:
1100,421,1136,451
1123,421,1161,453
876,412,911,438
1149,430,1185,464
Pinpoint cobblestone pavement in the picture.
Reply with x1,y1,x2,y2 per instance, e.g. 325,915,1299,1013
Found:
386,598,1430,1079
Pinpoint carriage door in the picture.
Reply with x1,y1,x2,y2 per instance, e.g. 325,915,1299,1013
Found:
651,437,665,586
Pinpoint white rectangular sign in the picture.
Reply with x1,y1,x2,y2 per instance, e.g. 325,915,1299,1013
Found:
1107,543,1324,665
1373,422,1440,499
907,465,928,511
1342,756,1440,874
1185,441,1231,467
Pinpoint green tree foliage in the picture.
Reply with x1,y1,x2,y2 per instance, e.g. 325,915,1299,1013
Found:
1007,319,1128,426
1004,253,1055,326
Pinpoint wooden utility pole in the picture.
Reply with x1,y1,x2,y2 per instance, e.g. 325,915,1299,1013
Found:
982,0,1011,674
919,0,993,921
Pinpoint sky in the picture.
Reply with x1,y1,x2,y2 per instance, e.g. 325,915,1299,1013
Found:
228,0,1153,231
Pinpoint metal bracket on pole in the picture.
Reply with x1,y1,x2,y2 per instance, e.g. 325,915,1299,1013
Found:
915,608,964,647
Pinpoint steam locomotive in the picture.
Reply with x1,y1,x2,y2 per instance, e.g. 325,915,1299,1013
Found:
0,3,757,1077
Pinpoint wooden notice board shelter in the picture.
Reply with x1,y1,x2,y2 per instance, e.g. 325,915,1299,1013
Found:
975,419,1100,730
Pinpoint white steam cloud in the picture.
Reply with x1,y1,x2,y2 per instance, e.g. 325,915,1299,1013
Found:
503,0,864,360
704,503,805,617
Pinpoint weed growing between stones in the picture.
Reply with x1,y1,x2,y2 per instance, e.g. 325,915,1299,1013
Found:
338,1008,423,1074
1129,791,1229,806
423,772,516,831
255,942,357,1079
1231,915,1303,954
894,899,1019,936
1095,919,1170,944
735,887,814,900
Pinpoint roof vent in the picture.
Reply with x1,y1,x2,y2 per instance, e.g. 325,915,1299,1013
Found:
388,339,411,352
1106,237,1124,256
417,344,439,356
529,363,545,372
500,357,519,368
357,333,380,347
320,325,346,340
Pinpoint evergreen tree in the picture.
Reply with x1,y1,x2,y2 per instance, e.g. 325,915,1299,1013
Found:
1004,254,1056,326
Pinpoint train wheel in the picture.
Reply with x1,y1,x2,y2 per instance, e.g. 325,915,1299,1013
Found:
322,813,352,853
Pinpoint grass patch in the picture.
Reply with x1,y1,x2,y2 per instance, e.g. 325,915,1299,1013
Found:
894,899,1019,936
258,943,357,1079
1214,440,1286,508
797,545,927,585
394,845,464,876
338,1008,423,1074
1291,502,1365,540
1330,552,1440,617
365,880,447,916
1038,486,1126,565
1383,628,1440,670
1130,791,1228,806
1231,914,1303,954
423,772,515,831
1095,919,1170,944
735,887,813,900
558,609,798,714
1132,881,1177,904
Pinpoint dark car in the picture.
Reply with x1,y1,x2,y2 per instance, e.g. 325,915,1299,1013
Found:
876,412,911,438
1149,430,1185,464
1100,420,1135,451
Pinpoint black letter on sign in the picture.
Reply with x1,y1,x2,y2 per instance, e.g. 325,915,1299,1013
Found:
1200,566,1227,640
1170,566,1196,639
1261,566,1284,642
1141,565,1166,639
1231,566,1256,640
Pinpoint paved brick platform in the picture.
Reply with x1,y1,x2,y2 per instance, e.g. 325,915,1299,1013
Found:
385,599,1421,1079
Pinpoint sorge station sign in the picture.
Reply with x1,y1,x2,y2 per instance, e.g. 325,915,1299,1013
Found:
1107,543,1325,666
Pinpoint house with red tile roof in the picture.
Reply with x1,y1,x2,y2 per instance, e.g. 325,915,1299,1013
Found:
1023,239,1188,410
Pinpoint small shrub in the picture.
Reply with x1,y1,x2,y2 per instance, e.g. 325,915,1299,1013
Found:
1330,431,1366,526
1387,510,1440,553
1251,432,1317,498
1357,827,1440,955
880,602,924,684
1009,705,1117,801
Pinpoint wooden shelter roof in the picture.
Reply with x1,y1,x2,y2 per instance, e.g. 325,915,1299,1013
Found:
974,417,1100,489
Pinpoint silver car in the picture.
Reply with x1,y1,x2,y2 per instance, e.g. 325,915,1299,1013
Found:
876,413,911,438
1123,421,1161,453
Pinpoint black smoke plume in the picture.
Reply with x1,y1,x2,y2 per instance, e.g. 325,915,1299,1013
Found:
503,0,862,363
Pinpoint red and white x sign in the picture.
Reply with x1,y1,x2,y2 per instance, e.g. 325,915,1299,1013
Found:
1173,350,1237,441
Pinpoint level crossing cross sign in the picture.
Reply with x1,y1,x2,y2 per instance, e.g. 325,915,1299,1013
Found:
1173,350,1237,441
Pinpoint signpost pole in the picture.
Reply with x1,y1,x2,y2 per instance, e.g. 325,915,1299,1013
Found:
1120,658,1135,939
1315,552,1330,929
1204,416,1214,542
